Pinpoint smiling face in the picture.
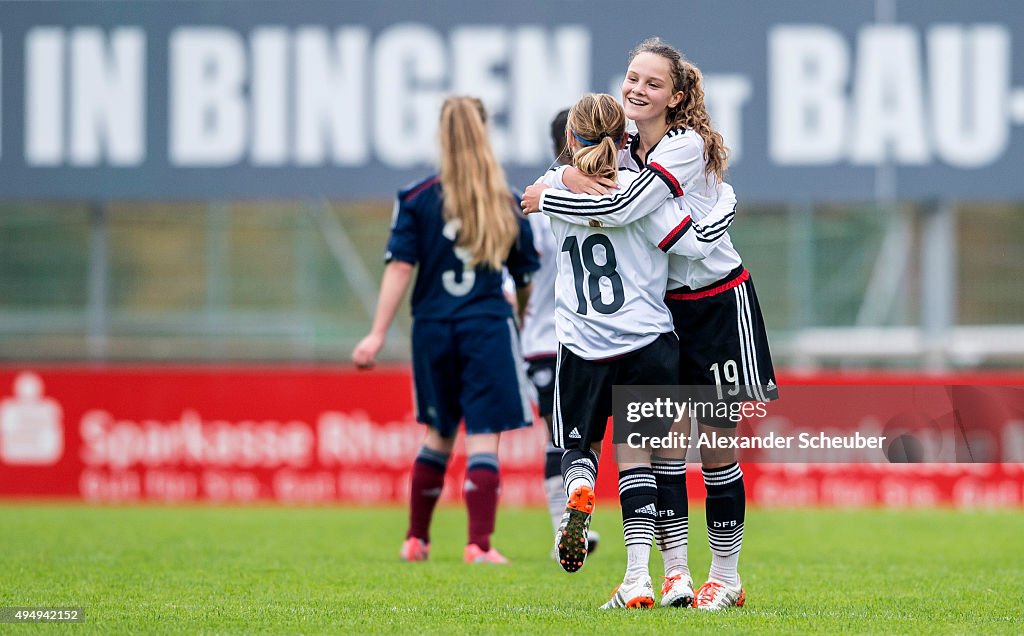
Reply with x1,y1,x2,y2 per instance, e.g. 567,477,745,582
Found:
621,51,684,125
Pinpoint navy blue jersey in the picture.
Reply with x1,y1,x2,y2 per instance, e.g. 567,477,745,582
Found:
385,175,540,320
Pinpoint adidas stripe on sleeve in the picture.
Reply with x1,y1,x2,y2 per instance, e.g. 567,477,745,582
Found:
537,132,702,225
540,164,676,226
537,136,737,255
640,182,738,260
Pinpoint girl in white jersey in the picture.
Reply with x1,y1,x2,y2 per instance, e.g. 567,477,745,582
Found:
543,93,738,610
521,109,602,558
524,38,778,611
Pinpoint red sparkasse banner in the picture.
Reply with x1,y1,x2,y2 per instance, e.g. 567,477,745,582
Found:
0,365,1022,508
0,365,554,505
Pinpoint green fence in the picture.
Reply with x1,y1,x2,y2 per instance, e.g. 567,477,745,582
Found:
1,201,1022,366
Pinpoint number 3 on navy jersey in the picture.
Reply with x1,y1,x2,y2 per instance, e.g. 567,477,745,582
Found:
561,234,625,315
442,219,475,296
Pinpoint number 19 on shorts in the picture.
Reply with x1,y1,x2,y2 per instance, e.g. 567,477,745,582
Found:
710,360,741,399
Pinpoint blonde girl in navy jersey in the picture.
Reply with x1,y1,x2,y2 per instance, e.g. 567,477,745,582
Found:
353,97,539,565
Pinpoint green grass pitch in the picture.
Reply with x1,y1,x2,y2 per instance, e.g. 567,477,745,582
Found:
2,504,1022,634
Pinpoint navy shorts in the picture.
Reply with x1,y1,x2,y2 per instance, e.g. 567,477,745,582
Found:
411,316,533,438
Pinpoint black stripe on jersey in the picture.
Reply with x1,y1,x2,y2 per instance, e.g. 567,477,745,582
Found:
694,206,736,243
541,170,662,216
658,216,693,252
649,162,684,197
630,132,667,167
628,133,644,167
628,127,685,167
696,204,736,234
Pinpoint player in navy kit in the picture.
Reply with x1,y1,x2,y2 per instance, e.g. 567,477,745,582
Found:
523,38,776,609
353,96,539,565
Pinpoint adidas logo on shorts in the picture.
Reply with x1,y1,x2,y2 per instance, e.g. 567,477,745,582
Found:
766,379,777,392
634,503,657,516
568,428,581,439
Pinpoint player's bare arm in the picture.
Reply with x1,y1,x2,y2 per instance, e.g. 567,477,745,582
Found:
521,183,546,213
561,167,617,195
352,260,414,369
522,171,616,213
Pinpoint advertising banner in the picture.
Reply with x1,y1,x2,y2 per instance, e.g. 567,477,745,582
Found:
1,366,1022,507
0,1,1022,199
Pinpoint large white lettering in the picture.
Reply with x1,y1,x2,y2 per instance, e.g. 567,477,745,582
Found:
704,75,752,162
15,20,1019,177
769,25,848,164
373,24,446,167
80,409,314,469
295,26,369,166
770,23,1015,168
452,26,510,156
169,27,247,166
164,24,589,168
250,27,289,166
850,26,928,165
25,27,145,166
509,27,590,164
929,25,1010,168
69,28,145,166
25,28,64,165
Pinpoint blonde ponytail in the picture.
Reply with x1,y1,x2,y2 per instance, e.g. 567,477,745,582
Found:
566,94,626,181
438,97,519,271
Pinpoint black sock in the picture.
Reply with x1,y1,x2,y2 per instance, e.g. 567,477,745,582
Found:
703,462,745,586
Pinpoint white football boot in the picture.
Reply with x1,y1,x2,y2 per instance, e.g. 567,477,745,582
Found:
660,573,695,607
599,576,655,609
693,579,746,610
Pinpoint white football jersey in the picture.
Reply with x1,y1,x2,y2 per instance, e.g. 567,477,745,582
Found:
540,126,742,290
541,169,706,360
519,212,558,359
